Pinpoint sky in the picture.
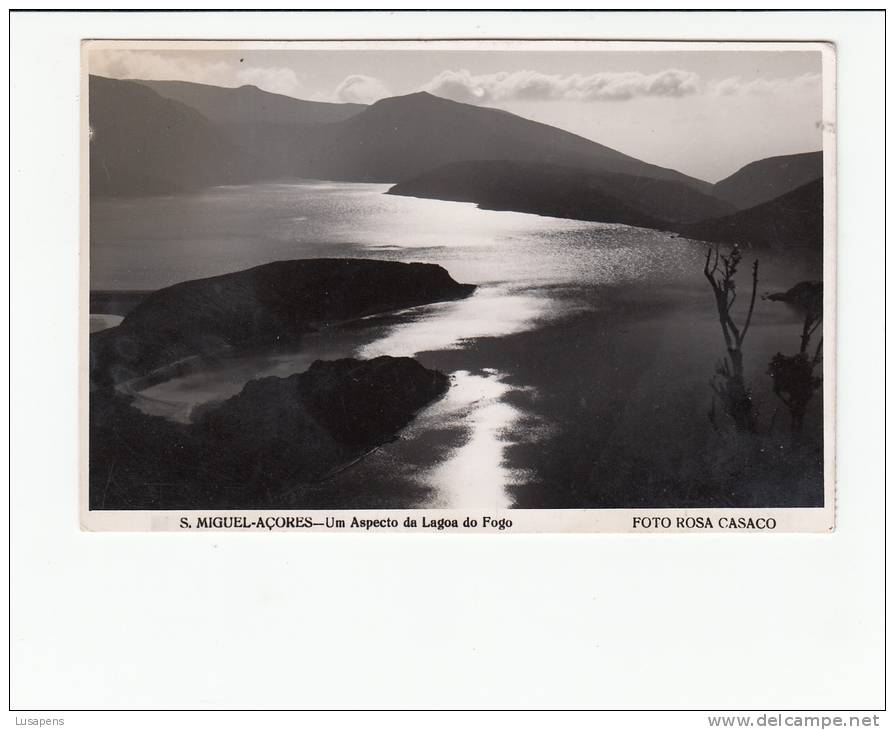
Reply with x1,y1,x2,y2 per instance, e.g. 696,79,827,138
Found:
90,46,824,183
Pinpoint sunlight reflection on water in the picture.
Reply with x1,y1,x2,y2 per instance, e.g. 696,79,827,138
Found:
130,283,561,425
406,369,530,509
90,180,699,290
357,286,558,359
92,181,712,507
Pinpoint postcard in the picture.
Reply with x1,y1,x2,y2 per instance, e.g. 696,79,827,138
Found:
81,40,836,532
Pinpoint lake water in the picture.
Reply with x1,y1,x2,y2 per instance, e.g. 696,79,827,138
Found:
91,181,820,509
90,180,705,291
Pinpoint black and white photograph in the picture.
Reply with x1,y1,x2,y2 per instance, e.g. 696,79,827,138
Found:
10,8,886,717
83,40,835,530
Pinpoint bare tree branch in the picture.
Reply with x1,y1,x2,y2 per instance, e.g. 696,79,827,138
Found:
726,289,737,313
807,317,822,340
813,336,823,366
739,259,759,343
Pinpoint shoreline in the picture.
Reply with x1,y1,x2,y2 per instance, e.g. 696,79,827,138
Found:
88,248,824,510
87,179,824,509
316,261,824,510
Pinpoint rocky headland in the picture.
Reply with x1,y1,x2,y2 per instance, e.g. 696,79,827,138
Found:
90,356,450,509
90,258,475,387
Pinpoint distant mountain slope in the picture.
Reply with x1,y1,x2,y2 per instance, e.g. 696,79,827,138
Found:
390,160,823,249
679,178,823,249
88,79,722,197
388,160,733,228
89,75,243,196
713,151,823,209
134,79,366,126
294,92,715,192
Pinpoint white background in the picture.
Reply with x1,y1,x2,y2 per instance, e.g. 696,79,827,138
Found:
7,8,887,719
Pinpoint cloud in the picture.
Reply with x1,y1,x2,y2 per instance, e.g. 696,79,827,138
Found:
712,73,822,97
334,74,391,104
421,68,702,104
89,50,303,98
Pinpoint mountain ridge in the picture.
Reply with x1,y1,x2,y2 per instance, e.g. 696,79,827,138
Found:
89,74,823,249
679,177,823,249
89,75,716,196
299,89,715,192
89,75,246,197
134,78,367,126
388,159,734,228
389,158,822,249
713,150,823,209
